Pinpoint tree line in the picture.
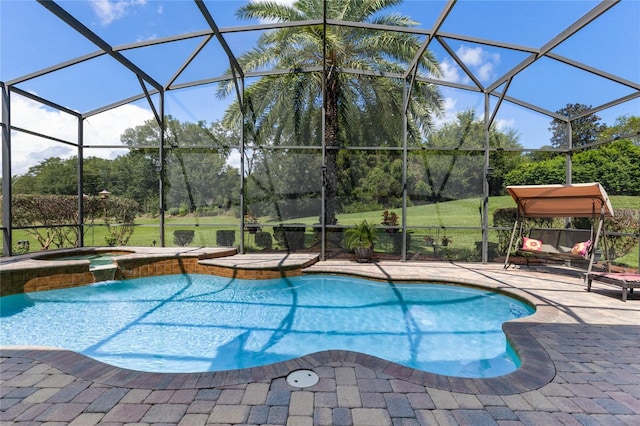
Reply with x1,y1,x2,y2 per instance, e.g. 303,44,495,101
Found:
7,110,638,223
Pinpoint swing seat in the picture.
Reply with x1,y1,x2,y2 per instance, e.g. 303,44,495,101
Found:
503,183,614,273
516,228,593,266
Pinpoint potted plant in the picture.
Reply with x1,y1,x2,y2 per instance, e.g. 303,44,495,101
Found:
424,235,435,247
244,214,261,234
441,236,452,247
344,220,378,262
381,210,399,233
382,210,407,253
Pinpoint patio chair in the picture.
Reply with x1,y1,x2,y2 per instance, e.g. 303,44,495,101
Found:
586,272,640,302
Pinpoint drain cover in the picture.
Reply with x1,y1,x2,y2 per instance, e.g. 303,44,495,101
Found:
286,370,319,388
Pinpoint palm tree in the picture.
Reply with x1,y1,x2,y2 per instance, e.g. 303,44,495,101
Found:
218,0,443,225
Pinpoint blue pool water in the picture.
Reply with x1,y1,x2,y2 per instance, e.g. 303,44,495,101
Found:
0,274,534,378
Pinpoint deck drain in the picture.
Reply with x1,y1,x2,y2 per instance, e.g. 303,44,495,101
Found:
286,370,319,388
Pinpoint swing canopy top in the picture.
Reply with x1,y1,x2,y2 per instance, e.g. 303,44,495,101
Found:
506,183,614,219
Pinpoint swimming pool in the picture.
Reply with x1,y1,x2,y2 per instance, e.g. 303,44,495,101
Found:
0,274,533,378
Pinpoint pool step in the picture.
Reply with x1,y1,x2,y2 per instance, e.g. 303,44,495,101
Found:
198,253,320,279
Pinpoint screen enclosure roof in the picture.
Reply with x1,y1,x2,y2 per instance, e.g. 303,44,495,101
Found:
0,0,638,123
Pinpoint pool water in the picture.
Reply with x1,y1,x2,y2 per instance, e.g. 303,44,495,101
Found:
0,274,534,378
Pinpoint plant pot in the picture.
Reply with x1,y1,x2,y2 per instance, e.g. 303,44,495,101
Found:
216,230,235,247
354,247,374,263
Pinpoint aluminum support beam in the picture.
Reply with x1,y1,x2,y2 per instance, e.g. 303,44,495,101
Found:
547,52,640,92
7,51,105,86
482,93,491,263
138,76,161,126
167,35,214,89
403,0,456,80
37,0,163,92
402,0,456,112
437,36,484,91
77,117,84,247
320,0,328,261
488,78,512,128
159,91,166,246
1,84,11,256
487,0,620,94
571,92,640,121
401,82,409,261
194,0,245,110
239,77,246,254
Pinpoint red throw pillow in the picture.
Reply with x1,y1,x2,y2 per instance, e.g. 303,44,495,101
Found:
571,240,591,256
522,237,542,251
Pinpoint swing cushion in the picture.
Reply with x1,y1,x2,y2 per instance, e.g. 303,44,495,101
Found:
522,237,543,251
571,240,591,256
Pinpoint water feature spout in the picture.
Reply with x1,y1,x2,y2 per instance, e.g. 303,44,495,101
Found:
91,264,118,282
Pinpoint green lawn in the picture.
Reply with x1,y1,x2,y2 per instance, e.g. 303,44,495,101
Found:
6,196,639,268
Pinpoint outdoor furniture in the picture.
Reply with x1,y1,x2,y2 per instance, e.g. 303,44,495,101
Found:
586,272,640,302
516,228,593,267
504,183,614,275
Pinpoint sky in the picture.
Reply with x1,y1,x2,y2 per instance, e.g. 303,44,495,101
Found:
1,0,639,176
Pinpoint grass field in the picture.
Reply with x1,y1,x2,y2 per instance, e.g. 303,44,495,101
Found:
5,196,639,268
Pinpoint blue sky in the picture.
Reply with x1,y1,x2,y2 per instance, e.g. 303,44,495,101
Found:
1,0,639,175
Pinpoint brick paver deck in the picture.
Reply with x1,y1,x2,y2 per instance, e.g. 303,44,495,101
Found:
2,260,639,425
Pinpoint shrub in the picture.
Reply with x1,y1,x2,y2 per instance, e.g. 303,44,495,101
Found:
603,209,639,260
273,224,306,251
255,231,273,250
216,230,235,247
173,230,195,246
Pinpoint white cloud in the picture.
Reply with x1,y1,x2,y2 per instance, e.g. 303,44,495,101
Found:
432,97,459,128
439,45,500,84
457,45,484,67
439,59,464,84
90,0,147,25
84,104,153,147
8,96,152,176
495,118,516,132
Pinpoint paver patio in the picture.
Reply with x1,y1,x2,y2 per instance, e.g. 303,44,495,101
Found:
2,260,639,425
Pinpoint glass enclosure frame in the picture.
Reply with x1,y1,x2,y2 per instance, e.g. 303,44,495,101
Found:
2,1,639,263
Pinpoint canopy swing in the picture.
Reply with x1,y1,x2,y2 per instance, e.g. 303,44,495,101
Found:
503,183,614,274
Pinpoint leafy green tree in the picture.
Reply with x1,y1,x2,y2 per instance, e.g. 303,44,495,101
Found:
120,116,240,213
409,110,523,201
504,139,640,195
13,157,77,195
504,156,566,187
598,114,640,144
549,103,606,149
218,0,443,224
245,149,321,220
572,140,640,195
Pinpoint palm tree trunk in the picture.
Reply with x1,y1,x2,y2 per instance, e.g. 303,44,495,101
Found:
324,68,339,225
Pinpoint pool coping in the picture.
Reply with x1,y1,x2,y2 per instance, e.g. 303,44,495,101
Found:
0,258,558,395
